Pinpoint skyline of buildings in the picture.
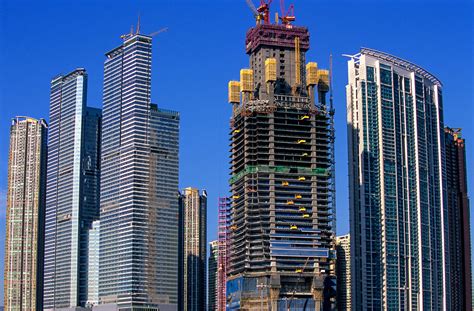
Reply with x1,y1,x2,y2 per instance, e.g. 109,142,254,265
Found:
43,69,102,309
1,4,473,311
4,117,47,311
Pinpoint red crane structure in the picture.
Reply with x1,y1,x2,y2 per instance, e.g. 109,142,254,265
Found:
279,0,295,25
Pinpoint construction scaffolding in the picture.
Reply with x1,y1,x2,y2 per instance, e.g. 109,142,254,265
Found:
217,197,231,311
227,17,336,311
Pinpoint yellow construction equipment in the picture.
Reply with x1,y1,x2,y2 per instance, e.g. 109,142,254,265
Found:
282,181,289,186
228,81,241,103
240,69,254,92
303,214,310,218
306,62,318,86
297,139,306,144
298,176,306,181
318,69,330,86
290,225,298,230
233,129,241,134
295,194,302,199
232,195,240,199
299,207,306,212
300,115,310,120
265,58,277,82
295,269,303,273
287,200,295,205
302,152,309,157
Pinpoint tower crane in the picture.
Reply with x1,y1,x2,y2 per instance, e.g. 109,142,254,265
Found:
120,15,168,40
245,0,273,25
279,0,295,25
149,27,168,37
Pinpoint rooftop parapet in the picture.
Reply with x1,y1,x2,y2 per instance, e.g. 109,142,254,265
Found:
245,24,309,54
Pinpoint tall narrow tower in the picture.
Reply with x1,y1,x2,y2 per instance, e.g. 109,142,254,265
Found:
217,197,231,311
347,48,447,310
335,234,351,311
178,188,207,311
99,29,180,310
4,117,47,311
44,69,102,309
227,9,336,310
208,240,219,311
444,127,472,311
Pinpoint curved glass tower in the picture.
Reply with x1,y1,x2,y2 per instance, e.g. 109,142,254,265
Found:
347,48,447,310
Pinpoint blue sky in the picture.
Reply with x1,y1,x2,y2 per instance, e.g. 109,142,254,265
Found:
0,0,472,303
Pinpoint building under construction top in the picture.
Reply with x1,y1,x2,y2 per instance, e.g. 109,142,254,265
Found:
227,4,336,310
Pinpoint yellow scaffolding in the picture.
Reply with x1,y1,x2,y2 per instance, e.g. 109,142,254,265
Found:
228,81,241,103
265,58,277,82
306,62,318,86
240,69,254,92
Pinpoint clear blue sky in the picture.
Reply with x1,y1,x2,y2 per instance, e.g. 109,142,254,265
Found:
0,0,472,303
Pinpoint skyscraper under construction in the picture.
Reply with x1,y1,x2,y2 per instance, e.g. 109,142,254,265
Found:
226,3,336,309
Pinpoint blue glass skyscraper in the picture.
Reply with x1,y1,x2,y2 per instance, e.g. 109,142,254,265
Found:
347,48,448,310
98,31,180,310
44,69,102,309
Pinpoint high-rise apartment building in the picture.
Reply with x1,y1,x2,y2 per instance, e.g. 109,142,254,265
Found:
444,127,472,311
99,31,180,310
44,69,102,309
178,188,207,311
4,117,47,311
208,240,218,311
226,11,336,310
336,234,351,311
347,48,448,310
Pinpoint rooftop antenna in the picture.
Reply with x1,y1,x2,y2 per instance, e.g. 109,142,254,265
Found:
136,14,141,34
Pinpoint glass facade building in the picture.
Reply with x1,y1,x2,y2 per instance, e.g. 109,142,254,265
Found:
44,69,102,309
99,33,180,310
178,188,207,311
4,117,47,311
347,48,448,310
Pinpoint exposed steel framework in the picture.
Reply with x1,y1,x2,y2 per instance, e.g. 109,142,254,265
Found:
226,10,336,309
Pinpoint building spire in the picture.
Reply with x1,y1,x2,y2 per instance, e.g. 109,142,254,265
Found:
136,14,141,34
